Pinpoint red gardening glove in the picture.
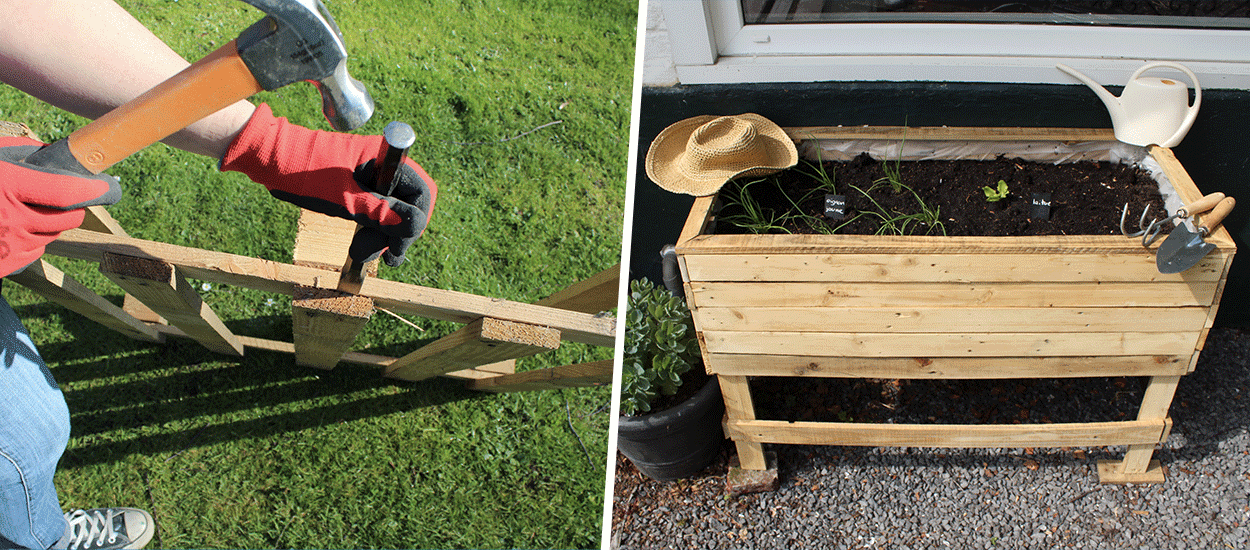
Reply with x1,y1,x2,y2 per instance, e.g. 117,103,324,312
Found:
221,104,437,267
1,137,122,277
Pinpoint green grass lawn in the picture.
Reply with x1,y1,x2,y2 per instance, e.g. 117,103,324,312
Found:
0,0,634,547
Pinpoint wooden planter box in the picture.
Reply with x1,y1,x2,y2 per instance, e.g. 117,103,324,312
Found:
673,127,1236,484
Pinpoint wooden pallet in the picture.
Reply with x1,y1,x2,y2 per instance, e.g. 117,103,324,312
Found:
11,206,618,393
675,127,1235,484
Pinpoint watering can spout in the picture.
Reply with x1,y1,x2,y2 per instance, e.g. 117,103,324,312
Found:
1056,63,1126,127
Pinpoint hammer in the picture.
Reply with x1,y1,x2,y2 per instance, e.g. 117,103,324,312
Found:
24,0,374,174
337,120,416,294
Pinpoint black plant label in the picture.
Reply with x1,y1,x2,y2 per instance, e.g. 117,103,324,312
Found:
825,194,847,220
1030,192,1052,220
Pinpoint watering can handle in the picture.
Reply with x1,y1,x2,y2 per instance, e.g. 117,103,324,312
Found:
1130,62,1202,148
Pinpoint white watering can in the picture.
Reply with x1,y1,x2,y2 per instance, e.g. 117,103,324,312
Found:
1056,62,1201,148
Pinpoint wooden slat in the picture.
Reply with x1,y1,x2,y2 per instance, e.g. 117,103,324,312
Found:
81,206,130,236
533,263,621,314
74,206,164,325
468,360,613,392
719,375,768,470
1193,254,1237,372
291,285,373,370
678,195,718,246
292,210,362,272
695,306,1211,334
678,232,1193,256
1149,146,1237,250
706,353,1190,379
8,259,162,343
702,330,1200,358
683,253,1226,283
474,262,621,378
143,323,501,381
47,229,615,347
98,252,243,356
384,317,561,382
689,281,1217,308
783,126,1117,143
725,418,1167,448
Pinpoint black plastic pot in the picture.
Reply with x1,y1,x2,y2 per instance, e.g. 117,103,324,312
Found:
617,376,724,481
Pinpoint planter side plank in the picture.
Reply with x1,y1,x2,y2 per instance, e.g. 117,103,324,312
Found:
695,306,1210,334
725,418,1167,448
683,253,1226,283
707,354,1190,379
690,281,1217,308
703,330,1200,358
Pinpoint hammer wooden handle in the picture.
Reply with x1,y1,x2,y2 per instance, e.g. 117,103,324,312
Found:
66,39,263,174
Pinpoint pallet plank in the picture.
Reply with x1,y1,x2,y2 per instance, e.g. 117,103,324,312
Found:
47,229,615,347
292,285,373,370
8,259,162,343
99,252,243,356
468,360,612,392
384,317,561,382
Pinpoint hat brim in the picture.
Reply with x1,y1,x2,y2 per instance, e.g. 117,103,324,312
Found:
645,114,798,196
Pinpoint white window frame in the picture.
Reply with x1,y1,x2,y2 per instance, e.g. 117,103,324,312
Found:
659,0,1250,89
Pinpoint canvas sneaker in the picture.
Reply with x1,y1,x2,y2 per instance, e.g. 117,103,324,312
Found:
58,508,155,550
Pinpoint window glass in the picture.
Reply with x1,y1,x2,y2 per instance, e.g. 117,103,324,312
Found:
741,1,1250,28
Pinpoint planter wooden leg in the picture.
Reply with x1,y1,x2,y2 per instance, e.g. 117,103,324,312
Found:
1097,375,1180,484
719,375,767,470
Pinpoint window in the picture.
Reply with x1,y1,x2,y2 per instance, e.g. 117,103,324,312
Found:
658,0,1250,87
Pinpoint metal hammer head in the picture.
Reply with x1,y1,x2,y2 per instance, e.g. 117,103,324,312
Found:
236,0,375,130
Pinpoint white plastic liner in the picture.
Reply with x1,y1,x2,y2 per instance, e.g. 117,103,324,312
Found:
799,138,1186,227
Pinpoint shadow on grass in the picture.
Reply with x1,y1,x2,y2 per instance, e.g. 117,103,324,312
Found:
12,303,487,469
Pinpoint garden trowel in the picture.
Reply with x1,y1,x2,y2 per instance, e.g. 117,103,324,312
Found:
1155,196,1235,273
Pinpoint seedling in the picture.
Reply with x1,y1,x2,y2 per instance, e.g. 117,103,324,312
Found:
795,156,837,194
874,129,908,194
983,180,1010,202
719,176,794,234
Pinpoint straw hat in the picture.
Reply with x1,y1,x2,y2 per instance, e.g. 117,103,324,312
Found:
645,113,797,196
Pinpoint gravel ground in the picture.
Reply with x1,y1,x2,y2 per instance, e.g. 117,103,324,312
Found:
611,327,1249,550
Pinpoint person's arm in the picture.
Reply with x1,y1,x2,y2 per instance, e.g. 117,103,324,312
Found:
0,0,436,268
0,0,254,159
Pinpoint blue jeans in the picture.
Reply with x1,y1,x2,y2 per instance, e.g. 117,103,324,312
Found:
0,293,70,549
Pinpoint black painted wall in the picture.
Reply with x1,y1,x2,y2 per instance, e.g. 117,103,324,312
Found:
630,82,1250,327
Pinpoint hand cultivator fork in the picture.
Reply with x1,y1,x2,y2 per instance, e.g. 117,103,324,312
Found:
1119,203,1155,241
1121,192,1226,246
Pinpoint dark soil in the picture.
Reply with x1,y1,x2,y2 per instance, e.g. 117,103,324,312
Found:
716,154,1167,237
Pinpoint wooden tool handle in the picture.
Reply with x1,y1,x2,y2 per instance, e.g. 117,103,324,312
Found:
66,39,263,174
1180,192,1226,217
1198,196,1235,234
